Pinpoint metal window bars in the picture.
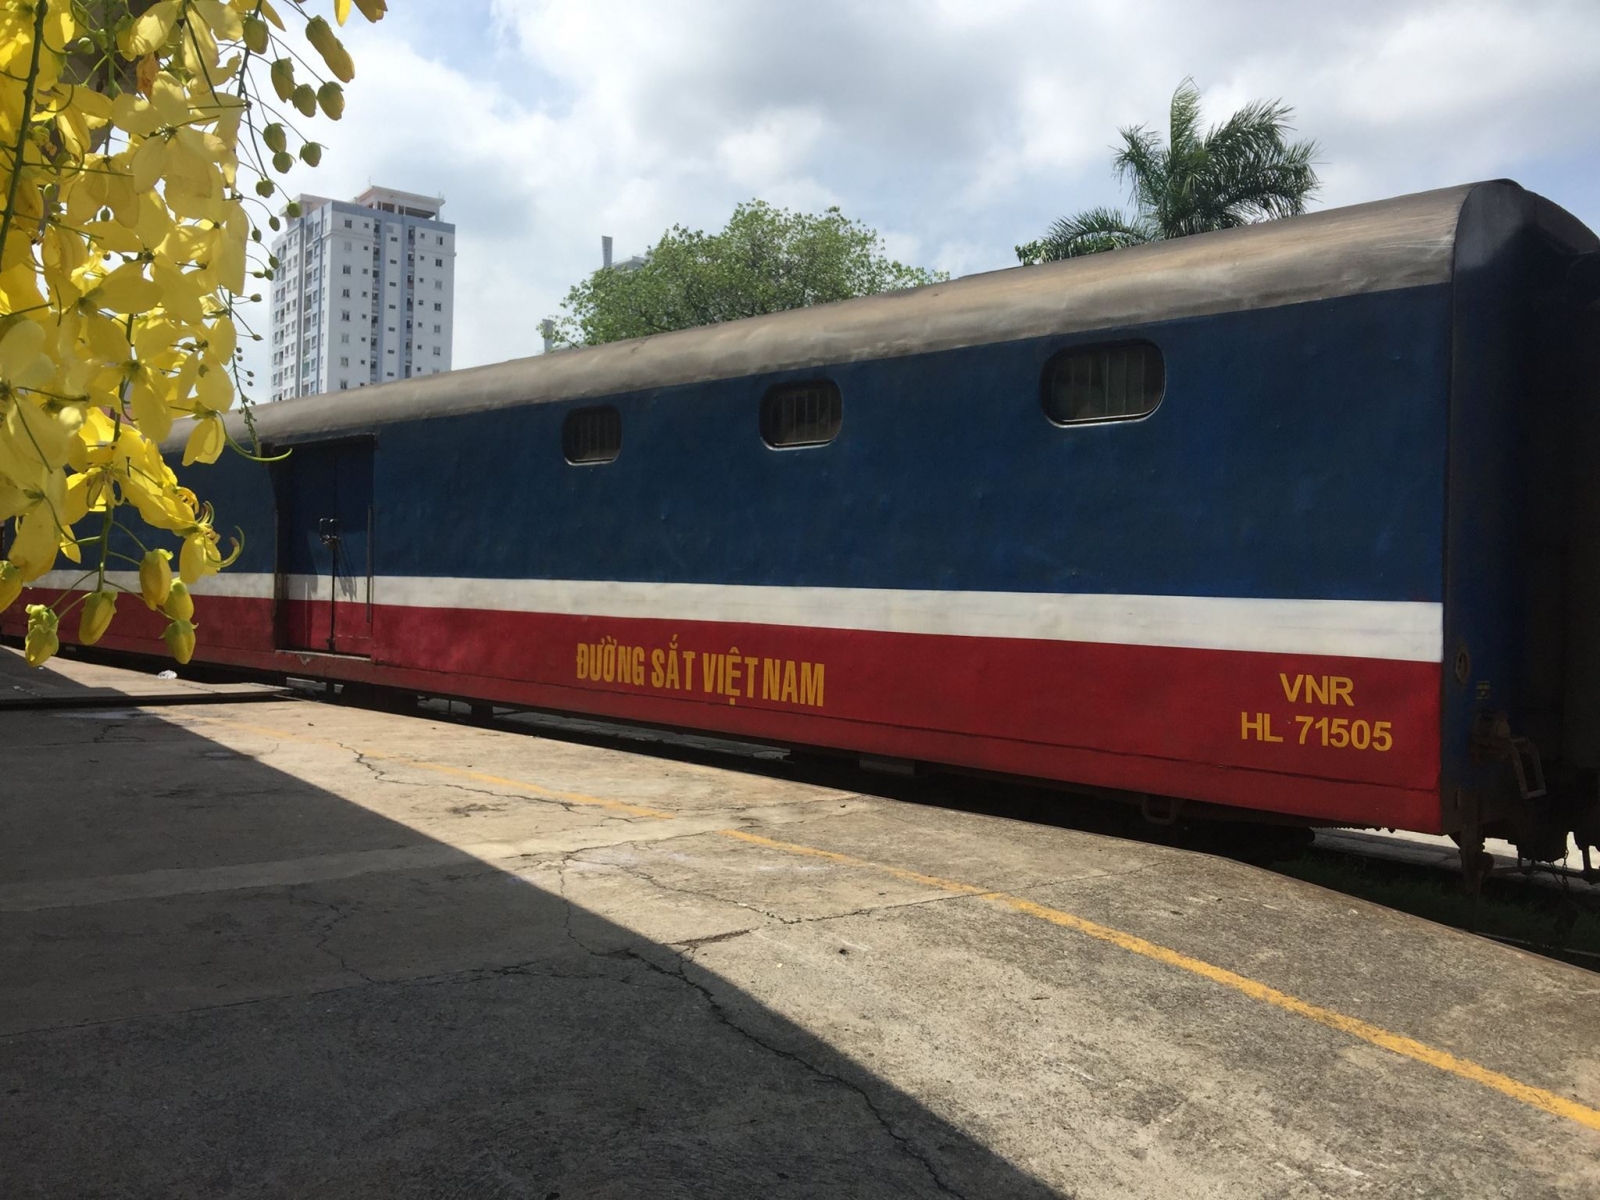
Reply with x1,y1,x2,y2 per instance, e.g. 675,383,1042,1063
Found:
562,405,623,464
1043,341,1166,425
761,381,843,448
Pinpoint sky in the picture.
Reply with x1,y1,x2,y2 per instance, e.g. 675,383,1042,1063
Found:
240,0,1600,397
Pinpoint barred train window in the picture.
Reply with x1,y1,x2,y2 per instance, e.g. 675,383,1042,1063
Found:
1041,341,1165,425
562,405,622,464
761,380,842,448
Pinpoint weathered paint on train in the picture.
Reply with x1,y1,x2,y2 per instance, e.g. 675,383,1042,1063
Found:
10,181,1599,858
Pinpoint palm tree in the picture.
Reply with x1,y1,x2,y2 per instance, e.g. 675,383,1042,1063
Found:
1017,79,1319,263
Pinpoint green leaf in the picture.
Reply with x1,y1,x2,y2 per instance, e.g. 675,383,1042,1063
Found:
558,200,947,345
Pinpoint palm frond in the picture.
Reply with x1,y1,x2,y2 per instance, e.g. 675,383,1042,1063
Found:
1112,124,1165,215
1204,98,1299,165
1166,77,1204,158
1208,133,1320,221
1022,77,1320,261
1030,207,1156,260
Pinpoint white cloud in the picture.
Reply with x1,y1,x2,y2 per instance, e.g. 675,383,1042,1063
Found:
716,108,829,196
239,0,1600,398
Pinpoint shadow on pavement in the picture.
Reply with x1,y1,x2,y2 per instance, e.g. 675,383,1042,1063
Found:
0,692,1062,1199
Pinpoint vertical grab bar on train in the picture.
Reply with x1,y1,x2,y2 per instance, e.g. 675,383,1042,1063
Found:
366,504,374,622
317,517,340,653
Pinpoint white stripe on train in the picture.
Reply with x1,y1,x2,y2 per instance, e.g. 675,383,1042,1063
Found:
39,570,1443,663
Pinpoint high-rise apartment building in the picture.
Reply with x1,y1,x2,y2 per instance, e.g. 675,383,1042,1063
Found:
268,186,455,401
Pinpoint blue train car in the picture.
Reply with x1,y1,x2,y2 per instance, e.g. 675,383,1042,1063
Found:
12,181,1599,870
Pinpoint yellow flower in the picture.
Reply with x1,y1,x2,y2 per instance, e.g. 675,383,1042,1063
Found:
139,548,173,609
7,505,62,581
191,0,242,41
183,413,226,465
24,604,59,667
119,0,178,57
78,590,116,645
179,528,222,584
193,367,234,413
0,319,53,392
162,617,196,665
91,262,163,315
123,367,174,444
160,578,193,622
0,560,21,614
0,0,383,674
117,432,195,532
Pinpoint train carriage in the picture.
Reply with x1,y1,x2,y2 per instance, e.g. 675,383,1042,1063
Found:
9,180,1600,871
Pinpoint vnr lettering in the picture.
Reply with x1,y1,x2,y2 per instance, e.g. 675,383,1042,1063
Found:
1279,674,1354,706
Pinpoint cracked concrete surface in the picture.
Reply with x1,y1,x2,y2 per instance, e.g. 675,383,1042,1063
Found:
3,652,1599,1197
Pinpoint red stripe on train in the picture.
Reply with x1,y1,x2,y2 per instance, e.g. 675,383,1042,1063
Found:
5,590,1443,832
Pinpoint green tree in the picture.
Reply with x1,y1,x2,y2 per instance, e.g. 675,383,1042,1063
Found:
559,201,947,345
1016,79,1319,263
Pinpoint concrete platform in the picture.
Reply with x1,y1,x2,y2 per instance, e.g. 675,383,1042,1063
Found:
3,671,1599,1196
0,644,288,709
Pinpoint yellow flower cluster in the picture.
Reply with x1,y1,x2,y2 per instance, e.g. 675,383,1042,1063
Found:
0,0,385,668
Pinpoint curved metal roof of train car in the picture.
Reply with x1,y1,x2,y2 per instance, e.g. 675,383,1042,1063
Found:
225,180,1595,446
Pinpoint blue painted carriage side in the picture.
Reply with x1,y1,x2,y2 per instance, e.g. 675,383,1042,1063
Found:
369,285,1453,603
1439,199,1513,799
269,438,375,594
1438,184,1556,797
218,455,280,575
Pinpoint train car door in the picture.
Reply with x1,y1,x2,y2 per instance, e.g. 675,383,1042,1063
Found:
274,438,375,656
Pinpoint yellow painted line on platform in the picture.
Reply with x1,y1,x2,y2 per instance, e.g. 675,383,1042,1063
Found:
721,828,993,896
180,712,675,820
720,828,1600,1134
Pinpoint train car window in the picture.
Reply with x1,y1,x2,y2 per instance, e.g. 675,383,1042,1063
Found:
562,405,622,464
761,380,842,448
1041,341,1165,425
